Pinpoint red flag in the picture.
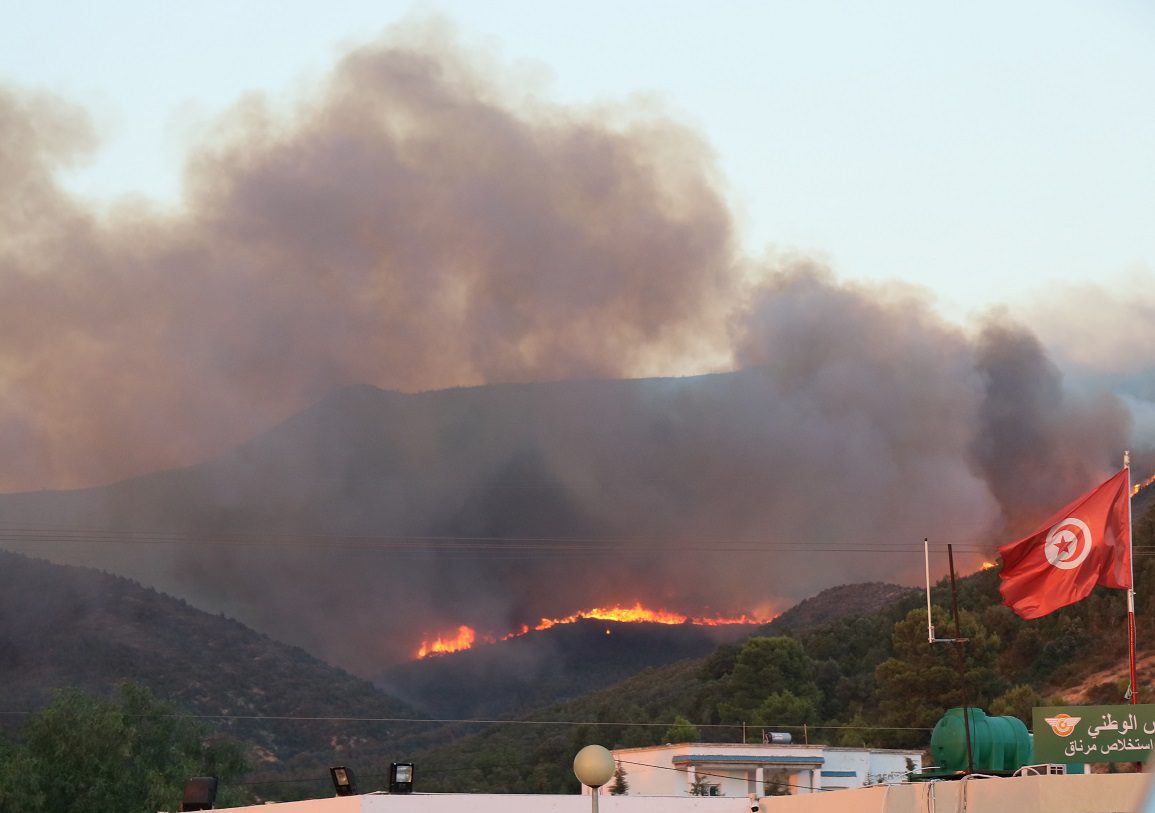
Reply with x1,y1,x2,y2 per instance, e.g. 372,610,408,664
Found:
998,468,1131,619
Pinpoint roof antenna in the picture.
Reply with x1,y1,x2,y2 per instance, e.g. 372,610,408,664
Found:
924,539,969,644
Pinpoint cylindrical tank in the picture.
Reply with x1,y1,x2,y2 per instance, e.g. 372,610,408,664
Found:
931,708,1032,773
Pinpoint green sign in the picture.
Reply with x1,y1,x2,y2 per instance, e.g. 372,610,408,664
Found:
1033,704,1155,763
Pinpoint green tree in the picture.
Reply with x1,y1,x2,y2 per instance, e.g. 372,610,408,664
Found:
989,684,1044,725
874,607,1006,747
716,637,820,725
609,761,629,795
0,684,250,813
756,689,817,728
689,774,722,796
663,715,700,743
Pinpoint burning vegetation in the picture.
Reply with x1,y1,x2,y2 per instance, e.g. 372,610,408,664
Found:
1133,471,1155,497
415,602,777,659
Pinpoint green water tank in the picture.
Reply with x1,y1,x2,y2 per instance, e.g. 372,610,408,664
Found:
931,708,1033,773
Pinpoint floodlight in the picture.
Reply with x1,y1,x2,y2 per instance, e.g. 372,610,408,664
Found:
390,762,415,794
330,766,358,796
180,776,218,811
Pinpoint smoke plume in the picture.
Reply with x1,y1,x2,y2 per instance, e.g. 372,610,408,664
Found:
0,21,737,492
0,21,1147,673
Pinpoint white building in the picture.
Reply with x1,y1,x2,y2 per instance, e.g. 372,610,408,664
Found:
604,742,922,797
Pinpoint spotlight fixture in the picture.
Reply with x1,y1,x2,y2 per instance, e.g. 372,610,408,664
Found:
180,776,218,811
330,766,358,796
389,762,415,794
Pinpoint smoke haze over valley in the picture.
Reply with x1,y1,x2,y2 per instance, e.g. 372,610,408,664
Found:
2,19,1153,675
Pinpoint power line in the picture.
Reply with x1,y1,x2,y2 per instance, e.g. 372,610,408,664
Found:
0,524,991,555
0,708,933,734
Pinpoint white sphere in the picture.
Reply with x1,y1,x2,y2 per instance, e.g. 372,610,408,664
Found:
573,744,616,788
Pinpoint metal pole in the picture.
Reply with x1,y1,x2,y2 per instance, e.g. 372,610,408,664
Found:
924,538,935,643
947,544,974,775
1126,451,1138,705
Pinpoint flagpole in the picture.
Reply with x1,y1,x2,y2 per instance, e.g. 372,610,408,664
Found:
1126,450,1138,705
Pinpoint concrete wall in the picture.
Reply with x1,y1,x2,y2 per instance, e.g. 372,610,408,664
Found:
758,773,1147,813
219,772,1149,813
220,794,751,813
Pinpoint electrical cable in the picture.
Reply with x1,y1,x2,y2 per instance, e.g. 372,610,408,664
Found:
0,709,932,731
0,524,992,555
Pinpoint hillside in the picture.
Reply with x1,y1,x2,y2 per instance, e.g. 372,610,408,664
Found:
0,550,416,781
0,548,931,798
762,582,916,634
4,531,1153,799
375,580,914,721
376,619,758,719
0,373,1012,677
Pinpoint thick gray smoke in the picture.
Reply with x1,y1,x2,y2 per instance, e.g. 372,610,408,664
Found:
0,22,736,492
0,22,1145,673
969,318,1131,537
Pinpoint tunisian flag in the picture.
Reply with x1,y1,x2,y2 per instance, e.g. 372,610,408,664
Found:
998,468,1131,619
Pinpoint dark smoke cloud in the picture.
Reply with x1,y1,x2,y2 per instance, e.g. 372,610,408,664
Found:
0,21,736,492
969,315,1131,536
0,22,1143,673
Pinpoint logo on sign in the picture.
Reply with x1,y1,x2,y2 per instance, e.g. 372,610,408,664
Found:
1044,518,1092,570
1044,713,1081,736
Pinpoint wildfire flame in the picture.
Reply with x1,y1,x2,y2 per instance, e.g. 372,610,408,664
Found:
530,602,774,630
981,561,996,571
415,602,777,659
1133,472,1155,498
416,625,475,658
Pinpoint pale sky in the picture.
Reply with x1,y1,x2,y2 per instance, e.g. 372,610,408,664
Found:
3,0,1153,319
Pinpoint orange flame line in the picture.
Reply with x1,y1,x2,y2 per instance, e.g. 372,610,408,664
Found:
416,625,475,659
415,603,778,659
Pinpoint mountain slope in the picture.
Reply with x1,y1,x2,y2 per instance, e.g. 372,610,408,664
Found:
761,582,915,634
376,619,758,719
374,581,915,720
0,550,415,770
0,372,1003,676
